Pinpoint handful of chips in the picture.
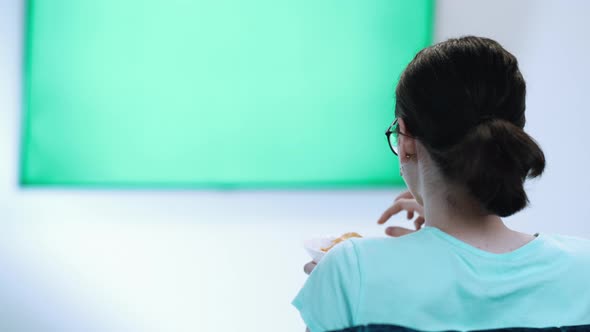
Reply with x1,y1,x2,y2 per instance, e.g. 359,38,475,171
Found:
320,232,363,252
304,232,363,263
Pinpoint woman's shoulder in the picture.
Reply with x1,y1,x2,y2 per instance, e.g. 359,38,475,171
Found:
349,230,426,247
351,228,432,247
542,233,590,259
544,232,590,245
345,230,590,265
346,230,433,261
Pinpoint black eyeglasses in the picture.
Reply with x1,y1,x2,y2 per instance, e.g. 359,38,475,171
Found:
385,119,412,156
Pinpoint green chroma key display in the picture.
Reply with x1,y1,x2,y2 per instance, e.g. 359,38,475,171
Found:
22,0,433,189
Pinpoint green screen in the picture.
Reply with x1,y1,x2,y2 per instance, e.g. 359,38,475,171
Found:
22,0,433,189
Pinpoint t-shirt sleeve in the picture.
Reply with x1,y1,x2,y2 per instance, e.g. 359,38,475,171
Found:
292,239,362,332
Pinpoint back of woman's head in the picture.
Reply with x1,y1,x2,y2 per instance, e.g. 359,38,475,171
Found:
395,36,545,217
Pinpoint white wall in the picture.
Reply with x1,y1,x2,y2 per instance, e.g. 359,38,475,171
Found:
1,0,589,331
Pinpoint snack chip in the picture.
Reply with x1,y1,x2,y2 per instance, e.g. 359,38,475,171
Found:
320,232,362,252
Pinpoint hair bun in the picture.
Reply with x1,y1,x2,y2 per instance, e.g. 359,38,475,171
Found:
432,119,545,217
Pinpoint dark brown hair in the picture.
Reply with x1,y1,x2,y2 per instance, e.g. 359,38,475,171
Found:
395,36,545,217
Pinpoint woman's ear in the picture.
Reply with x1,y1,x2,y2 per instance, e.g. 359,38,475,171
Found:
397,118,417,160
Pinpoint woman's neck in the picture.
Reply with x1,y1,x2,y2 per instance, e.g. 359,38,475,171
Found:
419,184,534,253
423,193,508,236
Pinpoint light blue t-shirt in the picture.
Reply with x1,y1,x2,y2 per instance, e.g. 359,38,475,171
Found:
293,226,590,332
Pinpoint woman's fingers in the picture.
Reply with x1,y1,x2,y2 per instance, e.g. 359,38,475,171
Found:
379,191,426,237
303,261,317,275
414,216,426,230
394,190,414,202
385,226,415,237
377,201,404,224
378,198,422,225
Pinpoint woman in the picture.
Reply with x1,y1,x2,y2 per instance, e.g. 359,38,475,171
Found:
293,36,590,332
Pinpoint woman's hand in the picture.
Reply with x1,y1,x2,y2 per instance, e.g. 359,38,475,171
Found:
302,191,425,275
378,190,425,237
